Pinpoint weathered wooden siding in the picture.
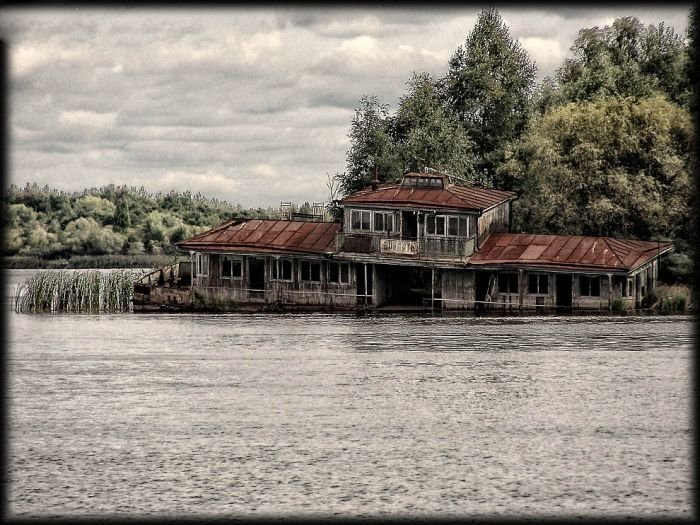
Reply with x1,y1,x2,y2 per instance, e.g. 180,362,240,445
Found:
477,202,510,248
194,254,357,309
440,269,475,309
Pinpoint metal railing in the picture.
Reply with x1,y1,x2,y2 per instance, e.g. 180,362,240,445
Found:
336,233,475,259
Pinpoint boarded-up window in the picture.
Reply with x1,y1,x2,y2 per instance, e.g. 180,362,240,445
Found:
221,256,242,279
329,262,350,284
580,275,600,297
528,273,548,294
300,260,322,282
498,272,518,294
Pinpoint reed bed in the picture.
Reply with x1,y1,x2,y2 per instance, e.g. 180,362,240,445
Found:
14,269,145,313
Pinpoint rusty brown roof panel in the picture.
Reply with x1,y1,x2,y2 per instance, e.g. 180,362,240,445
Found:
177,220,341,255
469,233,672,272
342,181,516,211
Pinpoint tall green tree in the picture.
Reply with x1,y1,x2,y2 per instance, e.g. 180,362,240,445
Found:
442,7,536,187
557,16,690,106
391,73,475,182
340,96,401,197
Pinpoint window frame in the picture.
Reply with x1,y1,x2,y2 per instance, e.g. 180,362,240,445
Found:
271,258,294,282
426,214,469,238
221,256,242,280
300,260,322,283
351,210,372,231
579,275,601,297
329,261,350,284
527,273,549,295
498,272,519,294
373,211,394,233
195,253,209,277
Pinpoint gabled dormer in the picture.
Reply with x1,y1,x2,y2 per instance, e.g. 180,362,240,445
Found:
337,172,516,259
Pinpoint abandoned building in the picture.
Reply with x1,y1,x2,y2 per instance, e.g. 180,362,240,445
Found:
133,172,672,312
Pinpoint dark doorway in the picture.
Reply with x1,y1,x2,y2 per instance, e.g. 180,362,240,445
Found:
402,211,418,240
555,274,572,308
356,263,373,304
249,257,265,290
382,266,434,306
474,271,494,311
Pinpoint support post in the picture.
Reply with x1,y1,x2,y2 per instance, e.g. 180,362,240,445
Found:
364,263,368,306
431,267,435,310
608,273,612,311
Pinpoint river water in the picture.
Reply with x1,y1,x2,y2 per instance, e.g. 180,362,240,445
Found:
4,269,694,518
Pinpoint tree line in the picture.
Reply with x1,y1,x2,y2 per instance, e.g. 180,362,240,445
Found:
2,183,281,260
334,8,696,283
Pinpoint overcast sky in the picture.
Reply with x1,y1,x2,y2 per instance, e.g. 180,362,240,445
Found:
1,5,692,208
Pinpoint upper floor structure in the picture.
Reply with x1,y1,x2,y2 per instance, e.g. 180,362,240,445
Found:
337,173,516,262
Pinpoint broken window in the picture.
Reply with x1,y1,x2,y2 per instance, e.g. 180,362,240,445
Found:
498,272,518,294
579,275,600,297
528,273,549,294
221,256,242,279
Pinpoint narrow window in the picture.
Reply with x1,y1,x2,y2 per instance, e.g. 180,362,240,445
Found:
426,215,436,235
448,217,459,236
435,216,445,235
351,210,361,230
459,217,468,237
385,214,393,233
361,211,370,230
374,213,384,232
196,254,209,277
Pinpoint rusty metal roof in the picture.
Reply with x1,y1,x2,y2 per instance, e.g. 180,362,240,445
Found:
469,233,672,272
341,175,516,212
177,219,341,255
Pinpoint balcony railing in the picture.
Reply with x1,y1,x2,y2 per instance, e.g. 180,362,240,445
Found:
336,233,475,259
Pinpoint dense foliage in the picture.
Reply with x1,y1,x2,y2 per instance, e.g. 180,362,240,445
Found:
2,183,280,260
335,8,695,283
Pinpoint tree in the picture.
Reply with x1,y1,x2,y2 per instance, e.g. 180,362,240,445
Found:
507,96,693,247
557,17,690,106
340,96,401,197
442,7,536,187
391,73,475,182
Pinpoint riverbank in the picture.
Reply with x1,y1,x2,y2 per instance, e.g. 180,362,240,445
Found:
1,254,187,270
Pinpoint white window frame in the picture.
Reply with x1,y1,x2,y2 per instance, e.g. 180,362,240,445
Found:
196,253,209,277
426,214,469,237
373,211,394,233
351,210,371,231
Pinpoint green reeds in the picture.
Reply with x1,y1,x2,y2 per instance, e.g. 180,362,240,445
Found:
14,270,144,313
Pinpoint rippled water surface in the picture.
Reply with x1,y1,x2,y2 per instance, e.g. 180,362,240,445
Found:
5,270,694,518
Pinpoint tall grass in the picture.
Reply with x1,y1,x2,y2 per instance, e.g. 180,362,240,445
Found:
14,270,144,313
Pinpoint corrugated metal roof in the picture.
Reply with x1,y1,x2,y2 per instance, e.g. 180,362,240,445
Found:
341,174,516,211
177,219,341,255
469,233,672,272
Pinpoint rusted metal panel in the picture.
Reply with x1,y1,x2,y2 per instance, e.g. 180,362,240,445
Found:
342,174,516,212
178,220,341,255
470,233,672,272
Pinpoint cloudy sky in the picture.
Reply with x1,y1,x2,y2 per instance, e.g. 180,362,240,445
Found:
1,5,692,208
